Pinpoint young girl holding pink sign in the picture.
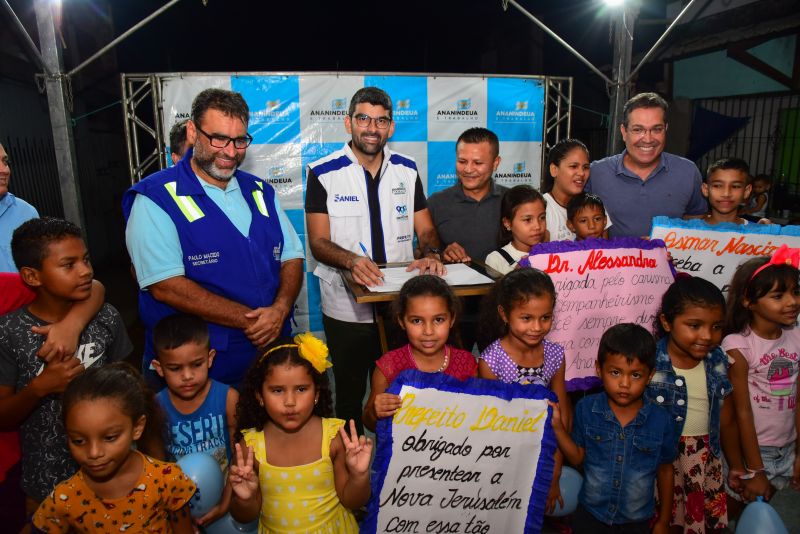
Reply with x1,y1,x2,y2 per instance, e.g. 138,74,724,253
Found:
477,268,570,515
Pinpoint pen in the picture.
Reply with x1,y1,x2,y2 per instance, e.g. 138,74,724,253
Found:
357,241,383,286
359,242,371,260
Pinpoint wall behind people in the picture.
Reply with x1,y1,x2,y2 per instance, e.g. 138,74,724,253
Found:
157,73,548,333
0,81,63,218
0,79,129,266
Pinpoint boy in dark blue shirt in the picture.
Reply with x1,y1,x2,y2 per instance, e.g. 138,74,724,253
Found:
550,323,674,533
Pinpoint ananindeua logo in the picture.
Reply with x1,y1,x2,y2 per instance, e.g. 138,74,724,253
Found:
495,100,535,123
252,99,291,121
310,98,348,121
437,98,479,121
267,166,292,185
497,161,532,180
395,98,419,121
435,171,457,186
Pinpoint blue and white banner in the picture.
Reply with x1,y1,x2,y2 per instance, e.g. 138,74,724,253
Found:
651,217,800,294
364,370,556,534
160,73,546,334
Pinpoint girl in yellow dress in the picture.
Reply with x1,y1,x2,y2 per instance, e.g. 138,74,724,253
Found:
229,334,372,533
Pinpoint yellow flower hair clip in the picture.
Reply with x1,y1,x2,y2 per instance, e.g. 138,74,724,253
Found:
294,333,332,373
258,333,332,374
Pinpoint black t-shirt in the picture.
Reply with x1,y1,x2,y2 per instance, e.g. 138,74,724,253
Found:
0,303,132,500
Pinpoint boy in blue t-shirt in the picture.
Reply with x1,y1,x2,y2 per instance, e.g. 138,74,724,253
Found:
549,323,675,534
152,313,238,527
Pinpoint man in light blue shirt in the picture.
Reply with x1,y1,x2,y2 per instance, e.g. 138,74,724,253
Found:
587,93,706,237
126,177,303,292
0,143,39,272
124,89,304,385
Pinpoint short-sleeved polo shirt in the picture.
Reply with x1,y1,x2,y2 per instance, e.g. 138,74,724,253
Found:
587,151,706,237
0,193,38,273
427,181,508,261
126,175,303,289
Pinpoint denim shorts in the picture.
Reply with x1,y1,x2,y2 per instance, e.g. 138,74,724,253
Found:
723,441,796,498
761,442,796,490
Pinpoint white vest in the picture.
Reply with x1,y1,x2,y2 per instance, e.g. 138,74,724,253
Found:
310,143,417,323
543,192,576,241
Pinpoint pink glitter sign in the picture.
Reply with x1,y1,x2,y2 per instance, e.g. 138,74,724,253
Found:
521,238,675,390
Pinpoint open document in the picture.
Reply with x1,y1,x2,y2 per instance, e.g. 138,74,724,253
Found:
366,263,494,293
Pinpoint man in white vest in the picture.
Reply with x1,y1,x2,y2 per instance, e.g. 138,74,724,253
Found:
305,86,444,432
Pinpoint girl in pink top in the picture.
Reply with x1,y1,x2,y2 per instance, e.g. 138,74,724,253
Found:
363,275,477,432
722,245,800,504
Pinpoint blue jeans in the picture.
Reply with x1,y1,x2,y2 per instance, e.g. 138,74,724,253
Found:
761,442,796,490
572,505,651,533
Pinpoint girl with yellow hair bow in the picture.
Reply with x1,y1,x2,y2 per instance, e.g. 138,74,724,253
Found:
230,334,372,532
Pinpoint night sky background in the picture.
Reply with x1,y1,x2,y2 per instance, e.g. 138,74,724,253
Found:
0,0,675,265
106,0,670,137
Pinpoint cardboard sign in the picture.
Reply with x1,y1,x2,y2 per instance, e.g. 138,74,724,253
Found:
521,238,675,390
650,217,800,293
364,371,556,534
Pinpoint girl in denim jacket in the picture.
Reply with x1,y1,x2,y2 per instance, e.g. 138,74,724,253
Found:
646,277,744,533
722,248,800,508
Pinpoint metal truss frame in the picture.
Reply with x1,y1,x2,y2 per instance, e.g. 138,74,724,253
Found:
121,74,164,184
542,76,573,165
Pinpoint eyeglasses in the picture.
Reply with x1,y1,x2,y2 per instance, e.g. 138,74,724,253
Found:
195,125,253,149
352,113,392,129
625,125,666,138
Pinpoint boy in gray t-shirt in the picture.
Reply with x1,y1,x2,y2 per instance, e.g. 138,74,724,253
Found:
0,218,132,504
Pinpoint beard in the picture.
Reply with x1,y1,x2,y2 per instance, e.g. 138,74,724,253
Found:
351,131,387,156
192,143,245,182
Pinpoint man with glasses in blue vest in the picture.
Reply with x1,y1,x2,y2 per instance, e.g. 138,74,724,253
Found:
305,86,444,433
123,88,304,386
587,92,706,237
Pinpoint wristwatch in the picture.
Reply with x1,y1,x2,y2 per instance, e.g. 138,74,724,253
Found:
423,246,442,259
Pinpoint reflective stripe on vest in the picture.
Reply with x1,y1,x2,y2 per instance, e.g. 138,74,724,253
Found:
252,189,269,217
164,181,204,222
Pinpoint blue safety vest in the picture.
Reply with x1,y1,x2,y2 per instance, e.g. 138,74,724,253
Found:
122,151,287,384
